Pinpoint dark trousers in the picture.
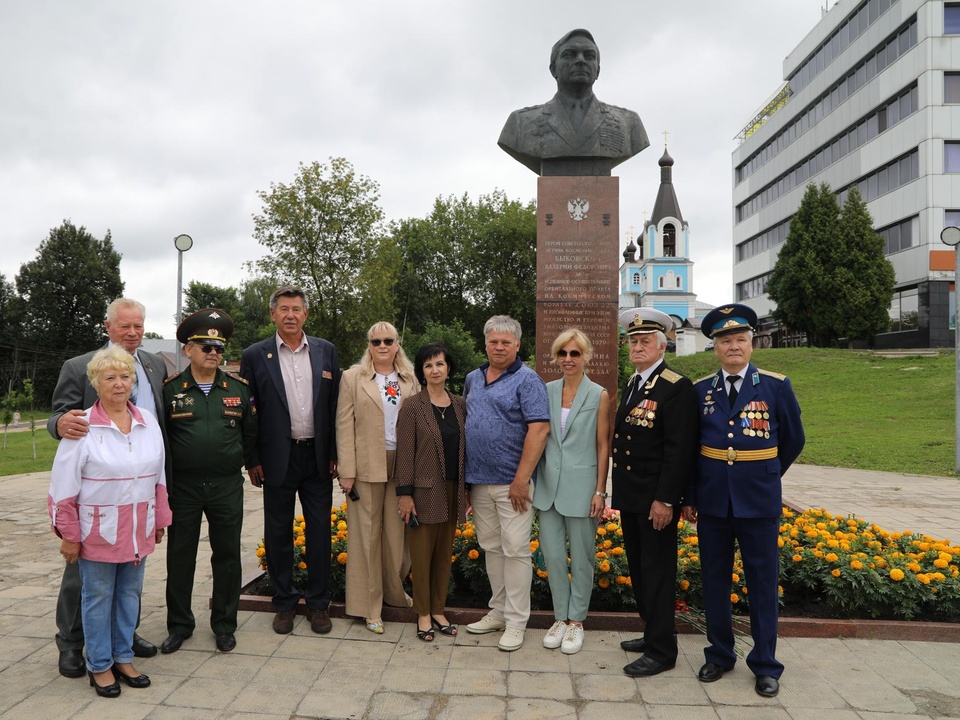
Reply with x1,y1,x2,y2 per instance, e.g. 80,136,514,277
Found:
263,442,332,611
56,561,143,651
165,476,244,636
698,513,783,678
407,481,457,617
621,508,679,664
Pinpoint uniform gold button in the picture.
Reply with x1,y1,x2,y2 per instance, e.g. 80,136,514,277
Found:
626,450,630,455
613,448,618,454
614,433,619,439
613,462,618,468
728,420,735,426
727,433,734,438
626,466,631,471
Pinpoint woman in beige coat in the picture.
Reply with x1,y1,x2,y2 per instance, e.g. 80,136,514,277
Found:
336,322,417,633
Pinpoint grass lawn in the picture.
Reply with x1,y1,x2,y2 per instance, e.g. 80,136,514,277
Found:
670,347,957,477
0,426,58,475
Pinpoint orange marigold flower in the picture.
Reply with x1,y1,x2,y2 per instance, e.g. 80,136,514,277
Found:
598,578,610,588
730,593,740,603
256,547,266,558
917,573,931,584
889,568,905,581
731,573,740,583
536,569,548,578
295,515,304,524
850,560,863,570
337,552,348,565
468,549,480,560
679,579,690,591
530,540,539,552
596,527,607,536
825,553,839,563
831,568,841,577
299,562,307,570
454,528,462,537
934,558,949,569
595,551,607,559
610,547,624,556
602,539,613,549
599,561,611,573
294,536,305,547
336,520,347,531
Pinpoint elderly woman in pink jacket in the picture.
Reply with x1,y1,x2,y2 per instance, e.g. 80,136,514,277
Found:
48,346,171,699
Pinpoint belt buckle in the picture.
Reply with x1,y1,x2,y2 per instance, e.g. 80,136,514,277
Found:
726,447,737,464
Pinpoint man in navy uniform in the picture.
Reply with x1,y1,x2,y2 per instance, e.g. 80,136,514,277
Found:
613,308,697,677
160,309,258,654
682,304,804,698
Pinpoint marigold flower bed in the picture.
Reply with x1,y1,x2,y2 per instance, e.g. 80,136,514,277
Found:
253,503,960,623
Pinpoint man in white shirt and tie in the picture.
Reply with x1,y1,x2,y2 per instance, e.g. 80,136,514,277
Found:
47,297,168,678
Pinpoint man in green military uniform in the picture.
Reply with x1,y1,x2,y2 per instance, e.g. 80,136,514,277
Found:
160,309,258,654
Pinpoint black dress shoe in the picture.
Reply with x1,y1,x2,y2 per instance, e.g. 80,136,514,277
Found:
619,637,646,653
755,675,780,697
698,662,729,682
160,632,192,654
216,633,237,652
58,649,85,678
112,666,151,688
132,634,158,658
88,671,121,698
623,655,676,677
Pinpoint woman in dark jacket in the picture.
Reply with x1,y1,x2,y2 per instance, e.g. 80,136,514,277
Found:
395,343,467,641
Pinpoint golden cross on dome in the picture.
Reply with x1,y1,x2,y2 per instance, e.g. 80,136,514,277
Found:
662,129,669,147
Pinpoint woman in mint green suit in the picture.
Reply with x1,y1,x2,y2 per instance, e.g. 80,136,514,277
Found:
535,329,610,655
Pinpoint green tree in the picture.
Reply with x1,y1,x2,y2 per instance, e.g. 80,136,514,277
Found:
252,158,396,363
767,183,841,346
828,188,896,347
400,320,487,395
234,276,277,349
16,221,123,354
184,281,240,317
392,190,537,348
467,191,538,342
14,221,123,402
0,274,25,396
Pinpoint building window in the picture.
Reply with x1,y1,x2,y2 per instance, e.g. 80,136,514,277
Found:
947,143,960,173
632,272,640,286
676,276,682,289
877,215,917,255
946,210,960,228
658,275,665,289
888,287,919,332
946,73,960,103
946,4,960,34
736,273,771,301
663,224,676,257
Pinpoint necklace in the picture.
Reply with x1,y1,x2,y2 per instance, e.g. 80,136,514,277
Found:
432,403,448,420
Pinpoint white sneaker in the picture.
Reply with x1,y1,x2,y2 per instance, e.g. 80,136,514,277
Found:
498,626,525,652
560,623,584,654
466,614,506,635
543,620,567,649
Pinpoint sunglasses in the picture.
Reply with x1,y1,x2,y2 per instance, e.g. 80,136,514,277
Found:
196,345,225,355
557,349,582,358
370,338,396,347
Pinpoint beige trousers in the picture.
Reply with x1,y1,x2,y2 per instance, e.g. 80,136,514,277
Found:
345,451,411,619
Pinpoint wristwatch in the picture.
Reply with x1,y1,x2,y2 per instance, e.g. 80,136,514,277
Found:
594,491,608,499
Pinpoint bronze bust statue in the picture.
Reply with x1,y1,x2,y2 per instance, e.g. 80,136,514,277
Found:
498,29,649,176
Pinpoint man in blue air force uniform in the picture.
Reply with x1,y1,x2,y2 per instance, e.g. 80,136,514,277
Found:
682,304,804,699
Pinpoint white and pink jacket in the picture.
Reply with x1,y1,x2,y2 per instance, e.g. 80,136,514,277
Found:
48,401,171,564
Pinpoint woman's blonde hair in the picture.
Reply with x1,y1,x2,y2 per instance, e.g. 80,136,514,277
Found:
355,321,415,381
550,328,594,365
86,346,136,391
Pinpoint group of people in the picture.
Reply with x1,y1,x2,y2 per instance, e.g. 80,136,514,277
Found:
46,290,803,701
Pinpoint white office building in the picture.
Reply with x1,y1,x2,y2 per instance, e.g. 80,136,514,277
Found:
732,0,959,348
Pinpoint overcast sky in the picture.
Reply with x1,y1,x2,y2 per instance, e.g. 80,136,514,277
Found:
0,0,823,337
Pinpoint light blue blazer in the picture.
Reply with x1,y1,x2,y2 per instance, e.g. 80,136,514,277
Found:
534,376,604,517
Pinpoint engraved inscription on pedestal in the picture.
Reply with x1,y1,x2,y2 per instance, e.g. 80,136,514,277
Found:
537,176,619,304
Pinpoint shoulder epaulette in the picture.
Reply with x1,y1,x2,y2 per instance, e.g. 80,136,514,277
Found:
659,368,683,384
226,371,249,385
695,373,717,384
757,368,787,381
163,371,184,385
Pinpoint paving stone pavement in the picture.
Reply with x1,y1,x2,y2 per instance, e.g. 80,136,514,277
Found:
1,466,959,719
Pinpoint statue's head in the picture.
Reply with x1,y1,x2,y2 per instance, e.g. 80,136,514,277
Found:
549,29,600,90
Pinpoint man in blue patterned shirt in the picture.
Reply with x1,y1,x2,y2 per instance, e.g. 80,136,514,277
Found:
463,316,549,651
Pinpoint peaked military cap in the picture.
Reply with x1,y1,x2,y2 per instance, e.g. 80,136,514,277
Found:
176,308,234,347
619,307,673,336
701,303,757,338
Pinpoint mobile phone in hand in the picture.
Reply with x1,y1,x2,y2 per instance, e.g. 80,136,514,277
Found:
348,486,360,502
406,513,420,529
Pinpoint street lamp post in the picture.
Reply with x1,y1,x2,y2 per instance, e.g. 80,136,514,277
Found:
173,234,194,371
939,226,960,473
